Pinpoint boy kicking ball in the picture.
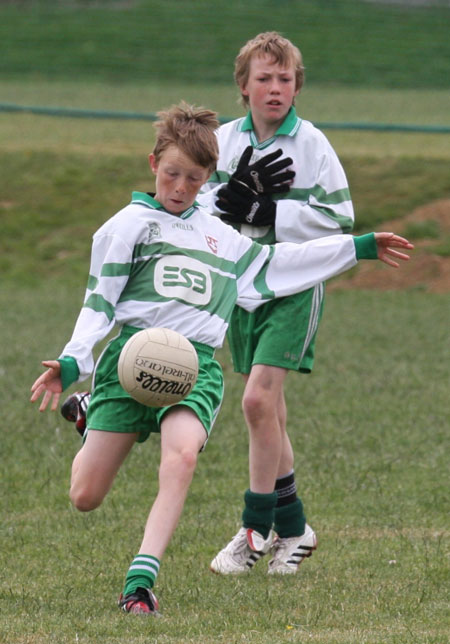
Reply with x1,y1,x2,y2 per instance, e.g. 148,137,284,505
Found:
31,102,412,616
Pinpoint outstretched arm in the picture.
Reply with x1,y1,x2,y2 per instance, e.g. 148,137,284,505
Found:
30,360,62,412
374,232,414,267
235,231,414,313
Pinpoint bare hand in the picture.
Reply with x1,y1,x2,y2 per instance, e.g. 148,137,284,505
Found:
30,360,62,412
374,232,414,267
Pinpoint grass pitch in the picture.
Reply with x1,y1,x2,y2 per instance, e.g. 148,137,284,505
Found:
1,286,448,644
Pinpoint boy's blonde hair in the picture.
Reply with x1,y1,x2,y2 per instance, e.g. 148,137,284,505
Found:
234,32,305,108
153,102,219,172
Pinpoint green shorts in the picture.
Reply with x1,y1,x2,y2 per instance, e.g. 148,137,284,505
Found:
227,284,325,374
86,326,224,444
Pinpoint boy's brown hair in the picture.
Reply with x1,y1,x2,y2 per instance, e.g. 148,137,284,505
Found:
234,32,305,107
153,102,219,171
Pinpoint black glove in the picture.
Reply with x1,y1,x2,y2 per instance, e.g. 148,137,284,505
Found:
216,179,276,227
232,146,295,194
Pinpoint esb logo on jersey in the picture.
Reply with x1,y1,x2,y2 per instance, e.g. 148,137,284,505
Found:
154,256,211,305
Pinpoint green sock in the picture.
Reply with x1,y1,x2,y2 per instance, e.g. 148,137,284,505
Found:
242,489,277,539
123,554,160,596
274,499,306,538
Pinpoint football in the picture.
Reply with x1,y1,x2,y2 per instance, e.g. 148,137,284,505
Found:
118,327,199,408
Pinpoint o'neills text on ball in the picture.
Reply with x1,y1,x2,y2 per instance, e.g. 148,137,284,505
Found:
135,357,196,382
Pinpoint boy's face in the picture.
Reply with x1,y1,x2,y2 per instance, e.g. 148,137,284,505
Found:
149,145,210,215
241,53,299,128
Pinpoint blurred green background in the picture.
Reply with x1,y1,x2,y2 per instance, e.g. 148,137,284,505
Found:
1,0,449,288
1,0,449,89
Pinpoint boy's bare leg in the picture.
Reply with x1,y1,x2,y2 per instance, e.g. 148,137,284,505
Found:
242,367,317,574
70,430,138,512
210,365,314,575
275,389,295,477
209,367,290,574
242,365,288,492
138,406,206,560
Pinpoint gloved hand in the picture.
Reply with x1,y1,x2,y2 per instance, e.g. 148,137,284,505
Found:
231,146,294,194
216,179,276,227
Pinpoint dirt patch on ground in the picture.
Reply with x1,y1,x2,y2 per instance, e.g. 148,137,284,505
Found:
330,199,450,293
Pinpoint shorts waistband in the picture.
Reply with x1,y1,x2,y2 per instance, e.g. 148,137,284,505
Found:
120,325,215,358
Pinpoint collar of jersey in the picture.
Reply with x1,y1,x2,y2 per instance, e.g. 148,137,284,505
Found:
238,107,302,149
131,191,197,219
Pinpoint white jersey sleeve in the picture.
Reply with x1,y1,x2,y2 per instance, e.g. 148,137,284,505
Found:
59,220,135,380
236,234,357,312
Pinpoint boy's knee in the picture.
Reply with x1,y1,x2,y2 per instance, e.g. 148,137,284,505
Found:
162,448,198,480
242,387,271,420
174,448,198,476
70,484,103,512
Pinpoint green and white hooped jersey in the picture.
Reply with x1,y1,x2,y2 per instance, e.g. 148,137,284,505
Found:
60,192,360,381
198,107,355,245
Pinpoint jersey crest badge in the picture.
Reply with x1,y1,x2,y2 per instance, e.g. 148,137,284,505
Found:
205,235,218,254
147,222,161,243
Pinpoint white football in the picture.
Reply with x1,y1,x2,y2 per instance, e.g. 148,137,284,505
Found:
118,327,198,408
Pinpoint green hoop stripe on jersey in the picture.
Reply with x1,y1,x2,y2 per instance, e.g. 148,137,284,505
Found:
87,274,98,290
310,205,354,232
234,241,268,279
252,245,276,299
100,262,133,277
132,241,238,274
84,293,115,320
277,185,352,207
206,169,230,185
310,184,351,205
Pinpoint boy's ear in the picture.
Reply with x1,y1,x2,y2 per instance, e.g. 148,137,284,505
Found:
240,83,249,99
149,153,158,175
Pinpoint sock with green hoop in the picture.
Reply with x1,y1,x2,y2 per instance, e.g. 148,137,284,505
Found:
123,554,160,596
